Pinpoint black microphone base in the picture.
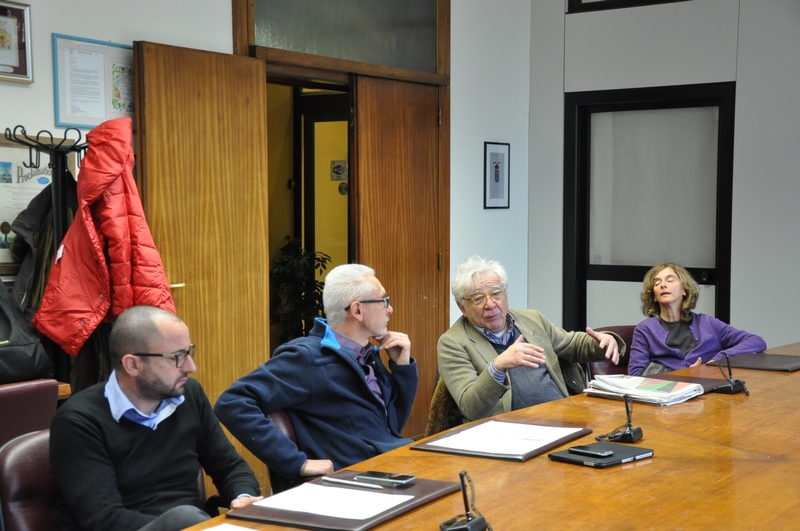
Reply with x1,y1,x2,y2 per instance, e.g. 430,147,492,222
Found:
440,515,487,531
713,380,748,394
617,426,643,443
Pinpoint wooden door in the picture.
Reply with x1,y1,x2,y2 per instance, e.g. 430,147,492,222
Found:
134,42,270,492
352,76,447,438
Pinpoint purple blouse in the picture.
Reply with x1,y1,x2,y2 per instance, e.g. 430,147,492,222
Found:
628,313,767,376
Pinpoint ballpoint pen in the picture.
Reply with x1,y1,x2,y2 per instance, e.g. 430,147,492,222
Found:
321,477,383,490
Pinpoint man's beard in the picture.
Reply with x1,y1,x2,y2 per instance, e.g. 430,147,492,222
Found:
137,367,185,402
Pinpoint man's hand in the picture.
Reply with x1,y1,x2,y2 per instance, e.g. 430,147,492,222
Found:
376,331,411,365
230,494,264,510
300,459,334,477
493,335,547,372
586,327,620,365
690,357,704,368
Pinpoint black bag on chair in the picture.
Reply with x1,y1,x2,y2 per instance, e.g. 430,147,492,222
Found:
0,286,51,384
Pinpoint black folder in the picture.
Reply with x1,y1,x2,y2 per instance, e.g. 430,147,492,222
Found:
226,470,459,531
548,441,654,469
707,352,800,372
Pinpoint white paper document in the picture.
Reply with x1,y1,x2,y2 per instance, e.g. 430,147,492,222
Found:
254,482,413,520
427,420,584,456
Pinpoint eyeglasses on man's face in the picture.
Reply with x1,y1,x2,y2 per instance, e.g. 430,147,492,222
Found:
133,344,196,368
344,296,390,312
463,289,506,307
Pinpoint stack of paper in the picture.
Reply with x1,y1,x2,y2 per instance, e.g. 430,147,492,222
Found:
586,374,704,406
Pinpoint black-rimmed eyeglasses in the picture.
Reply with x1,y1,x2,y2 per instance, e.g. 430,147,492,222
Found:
133,344,196,368
344,296,390,312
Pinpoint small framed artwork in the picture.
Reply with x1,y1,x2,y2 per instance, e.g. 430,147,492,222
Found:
52,33,134,128
0,1,33,84
484,141,510,209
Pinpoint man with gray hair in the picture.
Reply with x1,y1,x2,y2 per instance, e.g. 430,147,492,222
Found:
438,256,623,422
215,264,418,488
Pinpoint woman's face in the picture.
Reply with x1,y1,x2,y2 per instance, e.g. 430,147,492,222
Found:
652,267,686,311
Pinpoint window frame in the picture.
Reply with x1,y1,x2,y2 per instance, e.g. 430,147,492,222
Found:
562,82,736,330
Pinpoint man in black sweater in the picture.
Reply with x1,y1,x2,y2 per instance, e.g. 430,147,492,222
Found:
50,306,262,531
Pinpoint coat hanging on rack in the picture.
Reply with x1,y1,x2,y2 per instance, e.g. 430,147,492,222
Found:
10,170,78,319
32,117,175,356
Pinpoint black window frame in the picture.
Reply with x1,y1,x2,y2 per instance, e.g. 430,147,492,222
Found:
563,82,736,330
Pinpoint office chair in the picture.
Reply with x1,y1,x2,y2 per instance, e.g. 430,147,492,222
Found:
588,325,635,378
266,410,305,494
0,428,214,531
424,377,463,437
0,430,58,531
0,379,58,448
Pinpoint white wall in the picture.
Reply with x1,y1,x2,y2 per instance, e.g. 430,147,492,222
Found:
527,0,567,325
449,0,532,324
564,0,739,92
731,0,800,347
1,0,232,135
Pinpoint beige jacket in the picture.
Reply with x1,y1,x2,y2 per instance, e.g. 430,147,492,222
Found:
437,309,623,422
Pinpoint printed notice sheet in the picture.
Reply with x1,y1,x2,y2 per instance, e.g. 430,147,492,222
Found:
254,483,413,520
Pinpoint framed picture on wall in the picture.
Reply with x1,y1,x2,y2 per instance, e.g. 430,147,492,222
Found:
52,33,134,128
484,141,510,209
0,1,33,84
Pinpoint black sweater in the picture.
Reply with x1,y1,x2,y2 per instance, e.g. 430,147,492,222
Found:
50,378,259,531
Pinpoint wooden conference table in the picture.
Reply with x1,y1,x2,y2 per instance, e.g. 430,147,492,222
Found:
188,347,800,530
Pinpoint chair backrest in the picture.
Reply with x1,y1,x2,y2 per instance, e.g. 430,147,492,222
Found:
266,410,303,494
424,378,462,437
589,325,636,377
0,429,59,531
0,379,58,448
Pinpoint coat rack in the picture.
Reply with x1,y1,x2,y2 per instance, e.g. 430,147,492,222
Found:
4,126,88,254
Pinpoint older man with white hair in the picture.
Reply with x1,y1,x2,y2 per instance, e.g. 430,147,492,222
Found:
215,264,418,487
438,256,623,422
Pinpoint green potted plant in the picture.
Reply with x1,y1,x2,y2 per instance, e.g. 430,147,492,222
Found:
270,236,332,345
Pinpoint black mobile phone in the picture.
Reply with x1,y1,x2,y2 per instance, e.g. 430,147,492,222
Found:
353,471,416,487
568,445,614,458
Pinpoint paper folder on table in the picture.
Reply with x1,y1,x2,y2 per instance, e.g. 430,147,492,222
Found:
410,419,591,462
708,352,800,372
226,470,459,531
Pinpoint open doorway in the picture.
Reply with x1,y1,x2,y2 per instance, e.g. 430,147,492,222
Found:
295,88,350,269
267,84,349,350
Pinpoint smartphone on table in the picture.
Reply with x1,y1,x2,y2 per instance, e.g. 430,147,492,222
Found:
352,471,416,487
568,445,615,458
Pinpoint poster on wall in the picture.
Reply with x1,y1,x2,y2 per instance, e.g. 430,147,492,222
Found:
0,137,77,268
0,139,53,271
52,33,134,129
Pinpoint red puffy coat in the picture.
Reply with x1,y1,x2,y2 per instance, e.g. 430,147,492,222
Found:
32,117,175,356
